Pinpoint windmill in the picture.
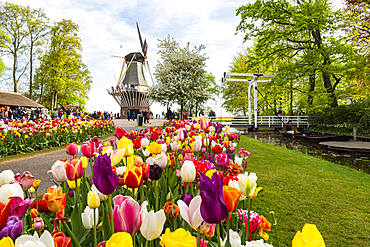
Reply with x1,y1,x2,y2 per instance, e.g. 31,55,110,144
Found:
107,22,154,119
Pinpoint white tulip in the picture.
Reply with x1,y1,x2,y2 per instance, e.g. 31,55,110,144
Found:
235,156,243,166
194,135,203,142
15,230,54,247
244,239,274,247
0,170,15,186
141,138,150,149
209,126,215,133
161,144,168,153
91,184,108,201
155,152,168,168
140,206,166,241
185,124,191,131
237,172,257,198
0,183,24,203
81,206,99,229
181,160,196,183
228,180,246,201
146,156,156,166
116,166,126,175
48,160,67,182
142,149,150,157
170,141,179,152
221,229,242,247
193,140,202,152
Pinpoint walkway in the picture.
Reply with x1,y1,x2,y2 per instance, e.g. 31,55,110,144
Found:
320,141,370,153
0,118,165,194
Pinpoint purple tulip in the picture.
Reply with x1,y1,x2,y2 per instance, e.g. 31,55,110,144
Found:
214,123,223,134
0,216,23,240
180,193,194,206
112,195,148,235
149,164,163,181
199,172,228,224
93,154,118,195
9,197,34,218
68,190,74,198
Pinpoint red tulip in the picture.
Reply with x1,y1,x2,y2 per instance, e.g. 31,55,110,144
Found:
0,200,11,230
212,144,223,155
65,159,83,181
130,131,138,139
51,230,72,247
66,143,78,156
133,137,142,149
81,140,96,158
150,131,159,140
114,126,128,140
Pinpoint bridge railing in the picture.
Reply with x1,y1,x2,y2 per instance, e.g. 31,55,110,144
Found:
189,116,310,128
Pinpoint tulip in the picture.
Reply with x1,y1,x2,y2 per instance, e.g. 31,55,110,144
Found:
66,179,80,189
181,160,196,183
146,156,156,166
114,126,128,140
142,149,150,157
66,142,78,156
108,149,125,166
177,128,186,142
150,164,163,181
234,155,243,166
43,186,66,213
80,157,88,169
87,191,100,209
155,152,168,168
9,197,34,219
177,195,203,230
30,208,38,218
65,159,83,181
113,195,148,235
212,143,223,155
224,126,232,136
170,141,180,152
192,140,202,152
0,183,24,204
292,224,325,247
162,200,180,219
199,173,228,224
180,193,194,206
140,206,166,241
93,154,118,195
202,224,215,238
133,137,142,149
106,232,133,247
209,126,215,133
146,142,162,154
81,206,99,229
15,230,54,247
117,137,134,157
51,230,72,247
141,137,150,149
0,200,11,231
220,229,242,247
13,171,35,191
223,186,242,214
33,217,44,232
48,160,68,183
123,166,143,188
0,170,15,186
0,237,14,247
0,216,23,240
200,116,208,130
237,172,257,198
81,140,96,158
228,180,246,201
150,131,159,140
91,184,108,201
160,228,197,247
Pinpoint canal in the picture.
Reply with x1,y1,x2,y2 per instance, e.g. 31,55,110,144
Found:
236,130,370,174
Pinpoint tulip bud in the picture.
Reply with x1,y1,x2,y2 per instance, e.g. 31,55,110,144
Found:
155,152,168,168
181,161,196,183
30,208,38,218
34,217,44,232
91,184,108,201
88,191,100,209
80,157,88,169
66,142,78,156
32,179,40,190
82,206,99,229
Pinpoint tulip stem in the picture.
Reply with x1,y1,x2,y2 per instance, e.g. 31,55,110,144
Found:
226,218,230,247
216,224,221,247
270,211,280,247
246,198,250,242
140,184,144,203
94,208,97,247
89,157,94,178
197,230,200,247
75,180,81,212
35,190,38,211
155,181,159,211
108,194,114,234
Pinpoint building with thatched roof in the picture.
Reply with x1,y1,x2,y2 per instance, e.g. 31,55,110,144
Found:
0,90,45,108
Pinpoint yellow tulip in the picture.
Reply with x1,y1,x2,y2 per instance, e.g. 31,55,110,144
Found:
102,146,112,155
146,142,162,155
160,228,196,247
104,141,111,146
88,191,100,209
80,156,88,169
117,137,134,157
106,232,133,247
0,237,14,247
32,179,41,190
292,224,326,247
67,179,81,189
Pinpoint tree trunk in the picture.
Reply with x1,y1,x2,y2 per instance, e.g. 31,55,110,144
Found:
308,73,315,105
51,91,54,111
29,42,33,99
40,74,44,104
290,82,293,113
53,91,58,110
13,52,17,92
195,104,198,117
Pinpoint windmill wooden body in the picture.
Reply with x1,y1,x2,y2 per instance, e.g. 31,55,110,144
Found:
107,23,154,119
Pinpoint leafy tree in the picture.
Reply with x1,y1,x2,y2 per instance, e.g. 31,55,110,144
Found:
33,19,92,110
147,36,210,118
236,0,356,108
0,2,29,92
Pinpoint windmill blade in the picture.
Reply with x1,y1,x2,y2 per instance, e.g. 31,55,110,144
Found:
142,39,147,56
143,42,148,58
136,22,144,51
146,60,155,85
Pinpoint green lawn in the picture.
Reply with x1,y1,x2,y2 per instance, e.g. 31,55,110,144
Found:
239,135,370,247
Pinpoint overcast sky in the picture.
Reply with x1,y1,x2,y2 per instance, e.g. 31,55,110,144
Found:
5,0,344,116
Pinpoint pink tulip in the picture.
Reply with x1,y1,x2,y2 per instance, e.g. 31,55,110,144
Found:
13,171,35,191
177,129,185,142
33,217,44,232
81,141,96,158
112,195,148,235
66,143,78,156
177,195,204,230
9,197,34,219
200,116,208,130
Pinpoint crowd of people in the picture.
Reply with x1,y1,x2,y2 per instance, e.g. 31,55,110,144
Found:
0,106,50,120
92,111,119,119
126,110,153,123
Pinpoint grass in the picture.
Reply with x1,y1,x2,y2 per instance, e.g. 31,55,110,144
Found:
239,135,370,247
0,133,114,164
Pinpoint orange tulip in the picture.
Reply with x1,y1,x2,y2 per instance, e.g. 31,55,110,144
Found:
0,200,11,230
43,186,66,213
51,230,72,247
123,166,143,188
223,185,242,220
65,159,83,181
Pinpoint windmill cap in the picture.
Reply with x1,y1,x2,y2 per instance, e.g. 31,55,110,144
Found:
125,52,145,63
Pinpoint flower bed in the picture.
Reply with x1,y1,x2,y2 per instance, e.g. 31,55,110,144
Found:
0,117,325,247
0,119,115,157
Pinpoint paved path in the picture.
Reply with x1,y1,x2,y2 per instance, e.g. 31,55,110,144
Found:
0,118,165,193
320,141,370,153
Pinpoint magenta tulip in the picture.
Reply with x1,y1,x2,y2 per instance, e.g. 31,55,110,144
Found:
112,195,148,235
81,140,96,158
66,142,78,156
9,197,34,219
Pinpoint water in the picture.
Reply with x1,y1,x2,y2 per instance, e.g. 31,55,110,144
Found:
234,129,370,174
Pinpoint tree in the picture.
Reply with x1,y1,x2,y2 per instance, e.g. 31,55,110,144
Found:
147,36,210,118
33,19,92,110
0,2,29,92
236,0,356,108
24,6,49,99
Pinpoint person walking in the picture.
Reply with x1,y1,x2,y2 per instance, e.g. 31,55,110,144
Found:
127,110,131,121
132,111,136,121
